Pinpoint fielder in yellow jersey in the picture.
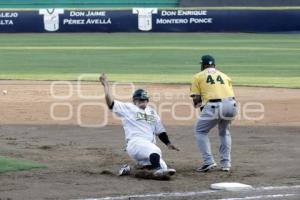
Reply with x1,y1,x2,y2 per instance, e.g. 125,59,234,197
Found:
191,68,235,106
190,55,237,173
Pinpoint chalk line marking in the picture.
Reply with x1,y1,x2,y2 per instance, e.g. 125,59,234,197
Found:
217,194,298,200
76,190,216,200
76,185,300,200
257,185,300,191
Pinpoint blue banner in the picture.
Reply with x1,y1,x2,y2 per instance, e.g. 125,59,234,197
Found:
0,8,300,32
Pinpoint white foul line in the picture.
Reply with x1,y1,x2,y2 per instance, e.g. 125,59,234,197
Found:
257,185,300,190
76,185,300,200
217,193,298,200
76,190,216,200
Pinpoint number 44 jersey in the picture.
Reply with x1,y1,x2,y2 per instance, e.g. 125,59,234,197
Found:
190,68,235,105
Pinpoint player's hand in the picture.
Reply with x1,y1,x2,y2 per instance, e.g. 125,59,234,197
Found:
167,143,180,151
99,73,108,86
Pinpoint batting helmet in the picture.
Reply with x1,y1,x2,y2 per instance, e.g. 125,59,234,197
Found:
132,89,149,101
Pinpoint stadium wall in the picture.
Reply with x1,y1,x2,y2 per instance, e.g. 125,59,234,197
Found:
0,0,179,8
180,0,300,7
1,8,300,33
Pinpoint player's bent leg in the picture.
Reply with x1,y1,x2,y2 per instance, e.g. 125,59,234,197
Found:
126,138,163,167
195,118,218,166
118,164,131,176
159,158,168,169
127,139,153,162
149,153,161,169
126,138,175,178
159,158,176,175
148,153,176,177
218,120,232,170
149,150,176,176
195,105,220,172
150,145,175,173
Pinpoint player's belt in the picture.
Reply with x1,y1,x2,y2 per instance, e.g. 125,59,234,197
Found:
208,99,222,102
208,97,235,103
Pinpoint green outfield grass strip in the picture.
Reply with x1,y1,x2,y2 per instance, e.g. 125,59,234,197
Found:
1,46,300,51
0,156,46,173
0,33,299,89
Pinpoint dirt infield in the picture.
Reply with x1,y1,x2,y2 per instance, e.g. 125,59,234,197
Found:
0,81,300,126
0,81,300,200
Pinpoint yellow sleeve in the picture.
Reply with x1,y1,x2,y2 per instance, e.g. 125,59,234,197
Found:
226,74,233,87
221,72,233,87
190,76,201,95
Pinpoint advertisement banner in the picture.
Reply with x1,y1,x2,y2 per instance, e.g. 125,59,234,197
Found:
0,8,300,32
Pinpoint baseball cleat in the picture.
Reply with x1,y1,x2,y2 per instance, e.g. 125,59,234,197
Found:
196,163,217,172
166,168,176,176
118,164,131,176
153,168,176,177
221,167,230,172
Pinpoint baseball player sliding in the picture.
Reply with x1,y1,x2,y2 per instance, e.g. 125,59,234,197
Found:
99,73,179,178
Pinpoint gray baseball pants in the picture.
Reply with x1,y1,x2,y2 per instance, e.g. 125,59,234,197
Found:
195,98,237,168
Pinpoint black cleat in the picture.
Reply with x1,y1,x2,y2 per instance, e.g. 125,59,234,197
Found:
196,163,217,172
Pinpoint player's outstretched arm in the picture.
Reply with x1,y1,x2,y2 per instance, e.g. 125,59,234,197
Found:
99,73,114,109
167,143,180,151
158,132,180,151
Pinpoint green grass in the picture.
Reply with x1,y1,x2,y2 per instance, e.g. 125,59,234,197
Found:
0,33,300,88
0,156,46,173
